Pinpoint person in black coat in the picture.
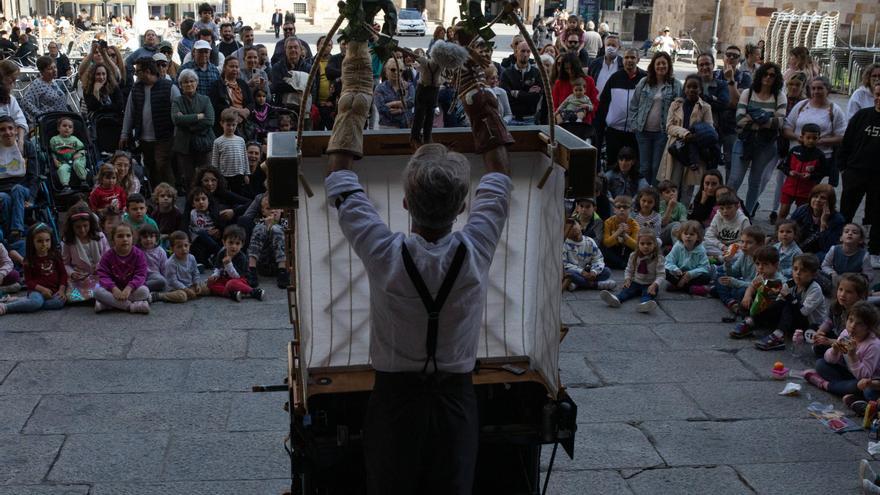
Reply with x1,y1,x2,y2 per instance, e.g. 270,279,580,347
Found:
209,57,254,137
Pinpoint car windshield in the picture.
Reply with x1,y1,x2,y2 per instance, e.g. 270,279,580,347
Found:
399,10,421,20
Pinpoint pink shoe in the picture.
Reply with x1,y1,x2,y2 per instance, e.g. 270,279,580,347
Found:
130,301,150,314
689,284,709,297
803,369,829,390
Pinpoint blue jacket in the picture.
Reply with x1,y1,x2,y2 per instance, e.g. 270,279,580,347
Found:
664,241,709,277
726,251,756,289
700,77,730,131
627,77,683,132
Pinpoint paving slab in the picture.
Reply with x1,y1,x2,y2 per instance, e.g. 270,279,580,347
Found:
734,346,816,378
79,303,196,331
0,361,16,384
47,433,170,483
584,350,759,384
23,393,231,434
0,486,91,495
185,359,287,392
90,479,291,495
643,419,866,466
0,360,189,394
226,392,288,431
558,352,603,388
626,466,751,495
545,469,634,495
542,423,665,471
736,460,862,495
0,331,133,360
567,384,707,423
126,330,247,359
661,299,737,323
0,395,39,433
561,324,667,353
190,299,293,329
560,301,583,326
162,431,289,481
246,329,294,358
571,300,674,325
0,434,65,485
680,380,817,420
651,322,754,351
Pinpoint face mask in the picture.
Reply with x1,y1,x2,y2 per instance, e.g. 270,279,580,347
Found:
605,46,618,58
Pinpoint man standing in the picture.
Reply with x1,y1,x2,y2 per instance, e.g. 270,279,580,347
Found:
501,41,543,125
596,48,645,166
14,34,37,66
696,52,730,135
270,37,315,128
564,32,589,68
47,41,71,78
712,47,749,180
271,23,313,66
284,10,296,25
500,34,524,69
182,29,224,66
588,34,622,95
179,40,220,96
230,25,255,64
217,22,241,58
119,59,180,187
583,20,603,61
125,29,160,74
323,30,512,494
271,9,283,38
652,27,676,56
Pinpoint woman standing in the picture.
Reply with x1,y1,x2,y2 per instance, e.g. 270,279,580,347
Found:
551,53,598,124
83,64,123,118
172,69,215,190
783,46,819,82
727,62,787,215
657,74,713,203
782,76,846,186
628,51,682,184
20,56,68,123
847,64,880,120
242,46,271,100
428,26,446,55
373,58,414,129
209,57,253,137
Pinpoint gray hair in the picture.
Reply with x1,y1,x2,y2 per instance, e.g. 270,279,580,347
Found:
403,143,470,230
177,68,198,85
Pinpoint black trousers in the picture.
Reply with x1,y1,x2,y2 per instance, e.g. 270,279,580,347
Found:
364,371,478,495
604,127,638,171
411,85,439,144
841,168,880,253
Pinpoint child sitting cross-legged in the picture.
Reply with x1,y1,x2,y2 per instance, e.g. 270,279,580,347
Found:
818,223,873,294
729,245,786,339
804,301,880,399
136,224,167,294
812,273,869,358
208,225,264,302
754,254,828,349
704,191,751,259
122,193,159,235
658,180,687,247
774,220,803,279
602,195,639,269
712,225,765,314
570,196,603,243
246,194,290,289
664,220,711,293
0,224,67,316
563,217,616,291
601,232,664,313
160,231,209,303
61,202,109,303
94,223,151,314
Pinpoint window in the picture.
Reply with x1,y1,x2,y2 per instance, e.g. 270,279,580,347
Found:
293,3,306,15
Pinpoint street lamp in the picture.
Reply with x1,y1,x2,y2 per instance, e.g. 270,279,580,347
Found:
709,0,721,61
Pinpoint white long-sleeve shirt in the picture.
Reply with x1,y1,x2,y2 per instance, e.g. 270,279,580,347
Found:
563,235,605,274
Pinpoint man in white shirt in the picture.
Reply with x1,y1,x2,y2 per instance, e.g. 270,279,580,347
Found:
589,34,622,94
653,27,676,55
324,32,512,495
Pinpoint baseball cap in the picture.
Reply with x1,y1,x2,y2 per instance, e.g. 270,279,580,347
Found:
575,196,596,206
152,52,167,62
663,26,670,32
193,40,211,51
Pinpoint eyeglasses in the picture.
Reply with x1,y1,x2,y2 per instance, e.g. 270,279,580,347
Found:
387,68,398,73
724,52,739,58
567,40,579,44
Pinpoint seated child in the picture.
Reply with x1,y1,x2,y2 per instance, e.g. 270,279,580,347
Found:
95,223,151,314
100,207,122,240
777,123,829,220
61,202,109,303
632,187,661,245
89,164,127,214
704,192,751,258
49,116,87,190
571,196,603,242
602,195,639,269
277,112,293,132
774,220,803,279
249,88,280,142
563,217,615,291
555,77,593,124
137,224,167,293
149,182,183,245
819,223,873,294
729,245,786,338
160,231,208,303
187,186,223,266
755,254,827,350
208,225,264,301
111,150,141,196
123,193,159,236
813,273,869,358
664,220,711,293
247,194,290,289
713,226,765,313
658,180,687,247
0,224,67,316
804,301,880,398
601,232,664,313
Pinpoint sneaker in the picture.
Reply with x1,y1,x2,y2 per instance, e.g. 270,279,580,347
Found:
597,280,617,291
872,254,880,270
247,268,260,288
567,282,576,292
276,268,290,289
729,321,753,339
230,290,243,302
600,290,620,308
768,211,778,224
94,300,105,313
803,369,829,390
850,400,869,416
755,330,785,351
197,263,206,273
637,300,658,313
251,288,265,301
844,394,860,409
0,282,21,293
724,300,740,314
860,459,880,488
130,301,150,314
689,284,709,297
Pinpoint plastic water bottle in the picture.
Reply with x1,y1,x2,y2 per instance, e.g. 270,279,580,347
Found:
792,329,805,359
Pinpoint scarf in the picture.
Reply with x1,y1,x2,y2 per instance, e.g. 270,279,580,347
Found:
253,102,269,122
226,79,243,107
75,237,103,271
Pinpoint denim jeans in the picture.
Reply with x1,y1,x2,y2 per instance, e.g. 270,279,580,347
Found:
0,184,30,235
727,139,778,214
714,284,746,306
720,132,737,182
759,165,785,214
616,281,655,303
815,358,860,397
565,266,611,289
635,130,666,185
3,291,65,314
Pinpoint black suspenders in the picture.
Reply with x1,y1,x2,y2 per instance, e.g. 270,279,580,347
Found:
401,242,468,374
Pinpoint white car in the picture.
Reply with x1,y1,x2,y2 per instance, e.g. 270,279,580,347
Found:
396,9,426,36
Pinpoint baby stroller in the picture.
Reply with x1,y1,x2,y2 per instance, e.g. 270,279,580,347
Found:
91,111,123,155
32,111,99,210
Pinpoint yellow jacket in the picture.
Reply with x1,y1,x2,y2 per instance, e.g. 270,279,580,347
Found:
603,216,639,251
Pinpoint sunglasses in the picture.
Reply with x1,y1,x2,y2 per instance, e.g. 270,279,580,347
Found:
284,28,294,31
567,40,579,44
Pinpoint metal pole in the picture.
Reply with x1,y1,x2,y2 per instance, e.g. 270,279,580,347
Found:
709,0,721,62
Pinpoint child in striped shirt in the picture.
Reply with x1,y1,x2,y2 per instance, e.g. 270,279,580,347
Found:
212,108,250,197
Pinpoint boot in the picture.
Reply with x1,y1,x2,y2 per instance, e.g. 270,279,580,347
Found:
326,40,374,158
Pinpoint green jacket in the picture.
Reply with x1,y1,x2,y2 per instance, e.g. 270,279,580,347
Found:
171,93,215,154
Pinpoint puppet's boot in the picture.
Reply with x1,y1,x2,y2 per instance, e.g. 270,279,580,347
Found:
326,40,373,158
460,88,515,154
